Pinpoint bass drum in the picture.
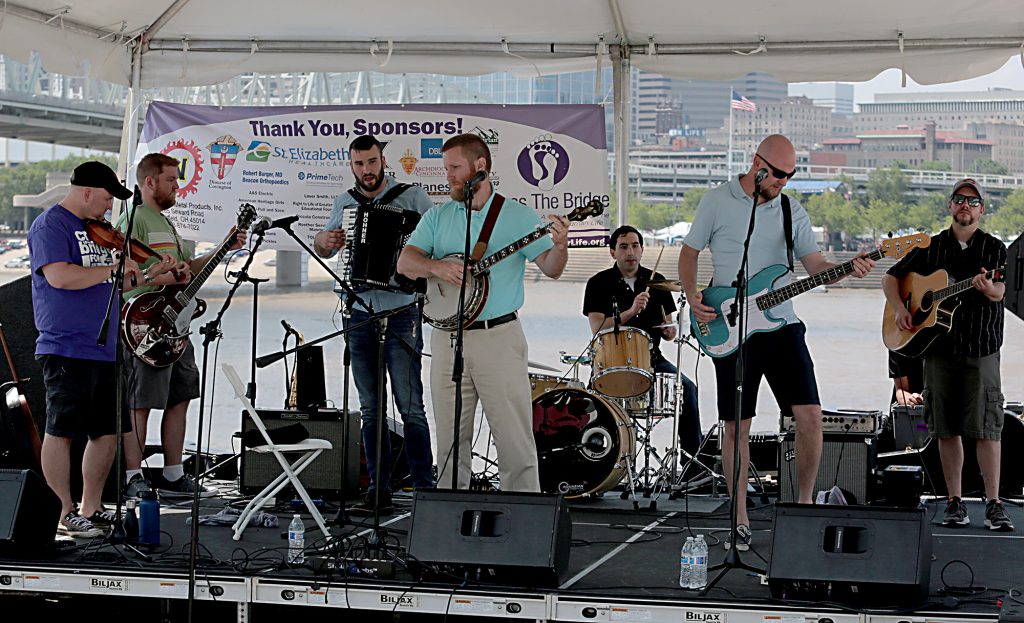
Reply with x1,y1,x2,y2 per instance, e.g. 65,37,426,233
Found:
877,411,1024,498
532,388,634,498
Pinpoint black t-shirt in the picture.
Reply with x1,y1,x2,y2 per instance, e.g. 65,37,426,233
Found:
887,349,923,404
582,265,678,356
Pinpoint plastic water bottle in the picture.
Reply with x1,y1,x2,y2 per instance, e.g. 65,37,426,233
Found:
138,490,160,546
288,514,305,564
679,536,694,588
690,535,708,589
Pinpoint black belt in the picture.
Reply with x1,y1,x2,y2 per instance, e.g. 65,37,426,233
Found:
465,312,517,331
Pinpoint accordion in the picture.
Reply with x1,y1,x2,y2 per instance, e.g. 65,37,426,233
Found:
339,202,421,293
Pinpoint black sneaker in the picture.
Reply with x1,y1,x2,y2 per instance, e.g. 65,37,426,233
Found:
158,474,216,499
942,497,970,527
348,491,394,517
58,512,103,538
124,473,152,499
984,499,1014,532
84,507,116,528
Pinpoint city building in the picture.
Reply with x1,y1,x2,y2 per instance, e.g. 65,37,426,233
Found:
789,82,855,114
815,122,994,171
732,96,833,153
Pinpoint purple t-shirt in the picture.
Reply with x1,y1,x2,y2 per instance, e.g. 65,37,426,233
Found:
28,204,118,361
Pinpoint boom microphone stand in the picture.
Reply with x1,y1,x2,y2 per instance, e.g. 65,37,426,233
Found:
701,170,768,595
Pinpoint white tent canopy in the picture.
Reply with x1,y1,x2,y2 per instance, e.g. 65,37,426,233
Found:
1,0,1022,220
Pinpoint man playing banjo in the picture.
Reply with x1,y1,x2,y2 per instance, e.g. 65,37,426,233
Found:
397,133,569,492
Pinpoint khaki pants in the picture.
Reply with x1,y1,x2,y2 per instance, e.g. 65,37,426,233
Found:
429,320,540,492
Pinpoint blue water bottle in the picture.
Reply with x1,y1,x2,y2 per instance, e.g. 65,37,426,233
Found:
138,490,160,546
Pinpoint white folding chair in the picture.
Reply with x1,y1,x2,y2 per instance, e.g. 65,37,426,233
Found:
222,363,332,542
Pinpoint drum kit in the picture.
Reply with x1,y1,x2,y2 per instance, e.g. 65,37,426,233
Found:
530,280,722,504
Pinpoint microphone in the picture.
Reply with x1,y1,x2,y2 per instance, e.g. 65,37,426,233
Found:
252,214,300,234
612,298,621,334
281,319,298,335
754,168,770,185
463,170,487,194
132,184,142,208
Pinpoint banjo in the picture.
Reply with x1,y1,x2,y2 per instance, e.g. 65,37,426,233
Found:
423,199,603,331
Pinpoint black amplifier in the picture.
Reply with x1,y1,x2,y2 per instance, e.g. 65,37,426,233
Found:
783,409,880,435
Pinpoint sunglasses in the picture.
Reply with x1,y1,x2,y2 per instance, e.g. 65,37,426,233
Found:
755,154,796,180
951,194,983,207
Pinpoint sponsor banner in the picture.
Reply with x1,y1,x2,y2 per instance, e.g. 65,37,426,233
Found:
136,102,609,250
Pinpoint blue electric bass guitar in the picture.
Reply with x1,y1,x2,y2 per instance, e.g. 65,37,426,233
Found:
690,233,929,358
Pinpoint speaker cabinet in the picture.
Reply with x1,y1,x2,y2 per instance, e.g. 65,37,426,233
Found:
294,345,326,410
779,433,876,504
407,490,572,586
768,503,932,606
0,469,61,556
240,408,359,498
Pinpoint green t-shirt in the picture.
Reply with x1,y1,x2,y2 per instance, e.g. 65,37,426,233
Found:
115,203,196,301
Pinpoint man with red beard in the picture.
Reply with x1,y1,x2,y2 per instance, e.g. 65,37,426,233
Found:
315,135,435,515
679,135,874,551
398,133,569,492
883,178,1012,531
118,152,245,502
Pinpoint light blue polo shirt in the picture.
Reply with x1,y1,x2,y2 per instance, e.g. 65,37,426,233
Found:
323,176,434,313
406,191,553,321
684,175,818,324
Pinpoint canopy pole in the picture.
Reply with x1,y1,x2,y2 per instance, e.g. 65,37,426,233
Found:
611,43,630,228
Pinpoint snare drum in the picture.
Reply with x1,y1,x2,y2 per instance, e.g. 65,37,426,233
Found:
591,326,653,398
626,373,677,417
529,373,584,402
532,388,635,498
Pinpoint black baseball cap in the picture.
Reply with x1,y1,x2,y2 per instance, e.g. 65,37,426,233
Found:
70,161,133,200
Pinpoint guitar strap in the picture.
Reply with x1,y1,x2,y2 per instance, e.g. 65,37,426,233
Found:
471,194,505,262
781,193,795,273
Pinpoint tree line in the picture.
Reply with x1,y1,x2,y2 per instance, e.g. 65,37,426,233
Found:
0,155,119,229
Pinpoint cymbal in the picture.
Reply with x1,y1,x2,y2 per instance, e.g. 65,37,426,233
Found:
646,279,683,292
651,322,677,330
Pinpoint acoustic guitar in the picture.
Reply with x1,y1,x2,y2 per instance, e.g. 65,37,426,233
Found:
882,266,1005,358
0,321,42,469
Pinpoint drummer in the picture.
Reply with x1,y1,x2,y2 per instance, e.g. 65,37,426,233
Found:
582,226,702,458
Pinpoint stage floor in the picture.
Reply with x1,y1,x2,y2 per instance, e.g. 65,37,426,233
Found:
1,486,1021,622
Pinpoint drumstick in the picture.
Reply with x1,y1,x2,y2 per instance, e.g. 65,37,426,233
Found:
643,246,665,295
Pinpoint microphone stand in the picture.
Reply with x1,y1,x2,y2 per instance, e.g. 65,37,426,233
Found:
447,177,481,491
701,174,766,594
186,227,264,620
96,188,150,562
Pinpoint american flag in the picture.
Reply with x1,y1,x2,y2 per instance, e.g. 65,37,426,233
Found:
730,91,757,113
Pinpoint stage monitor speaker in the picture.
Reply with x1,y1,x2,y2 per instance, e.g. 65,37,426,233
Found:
240,408,358,498
768,503,932,607
0,468,61,557
779,433,875,504
407,490,572,586
294,345,326,410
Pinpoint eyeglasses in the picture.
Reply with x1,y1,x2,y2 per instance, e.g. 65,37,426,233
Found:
951,194,983,207
755,153,796,180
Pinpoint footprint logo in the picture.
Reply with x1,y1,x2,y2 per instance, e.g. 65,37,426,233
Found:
517,135,570,190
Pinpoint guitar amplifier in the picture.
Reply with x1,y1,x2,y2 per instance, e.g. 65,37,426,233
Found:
240,408,359,498
779,432,877,504
782,409,880,435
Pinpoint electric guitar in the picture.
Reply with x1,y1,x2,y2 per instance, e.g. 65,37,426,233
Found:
690,233,929,358
882,266,1006,358
122,205,257,367
423,200,604,331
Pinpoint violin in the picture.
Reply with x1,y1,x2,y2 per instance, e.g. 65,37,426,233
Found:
83,218,184,282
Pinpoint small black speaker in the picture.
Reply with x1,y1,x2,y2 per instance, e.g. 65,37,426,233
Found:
407,490,572,586
0,468,61,556
779,433,876,504
294,346,326,410
768,503,932,607
240,408,358,498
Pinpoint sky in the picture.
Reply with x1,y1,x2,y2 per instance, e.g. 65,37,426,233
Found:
848,56,1024,104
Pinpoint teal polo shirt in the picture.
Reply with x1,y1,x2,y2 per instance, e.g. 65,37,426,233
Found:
683,175,818,324
406,192,553,321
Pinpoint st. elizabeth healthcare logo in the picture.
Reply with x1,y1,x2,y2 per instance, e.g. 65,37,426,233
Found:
517,134,569,191
246,140,272,162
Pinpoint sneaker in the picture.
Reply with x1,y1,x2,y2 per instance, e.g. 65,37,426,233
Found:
84,507,116,528
723,524,751,551
348,491,394,517
942,497,970,527
58,512,103,538
124,473,153,499
984,499,1015,532
158,474,216,499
